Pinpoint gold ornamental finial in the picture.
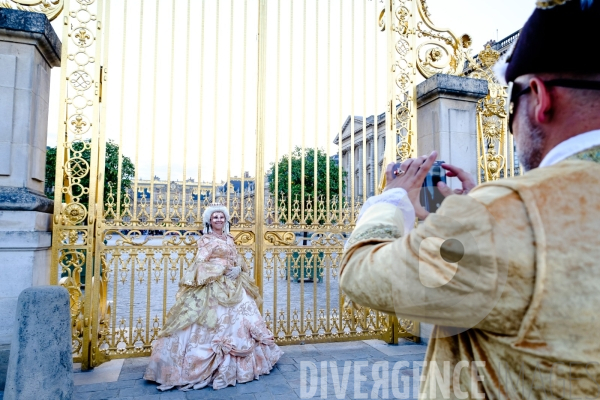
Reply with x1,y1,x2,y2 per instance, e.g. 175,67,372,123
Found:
478,45,501,68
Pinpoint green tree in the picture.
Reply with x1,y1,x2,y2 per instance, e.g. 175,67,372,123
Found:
45,146,57,199
45,139,135,207
267,146,346,225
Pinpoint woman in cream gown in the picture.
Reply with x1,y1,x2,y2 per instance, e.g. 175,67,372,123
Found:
144,204,282,391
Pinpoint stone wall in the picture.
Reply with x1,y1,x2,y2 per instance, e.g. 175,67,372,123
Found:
0,6,61,350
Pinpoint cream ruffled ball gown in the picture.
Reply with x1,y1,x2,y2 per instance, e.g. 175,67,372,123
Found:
144,233,283,391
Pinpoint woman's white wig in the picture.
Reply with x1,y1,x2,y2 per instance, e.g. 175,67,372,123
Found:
202,203,231,234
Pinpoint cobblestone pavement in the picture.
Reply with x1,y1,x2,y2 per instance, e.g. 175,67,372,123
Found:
68,339,426,400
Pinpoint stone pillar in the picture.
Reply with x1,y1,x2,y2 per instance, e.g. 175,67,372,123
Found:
415,74,488,345
0,8,61,346
416,74,488,192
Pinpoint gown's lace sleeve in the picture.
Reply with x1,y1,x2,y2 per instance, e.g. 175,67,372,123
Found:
179,236,214,287
195,235,213,262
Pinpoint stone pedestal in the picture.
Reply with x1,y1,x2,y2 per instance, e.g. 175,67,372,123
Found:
0,211,52,344
415,74,488,344
4,286,73,400
416,74,488,192
0,8,61,348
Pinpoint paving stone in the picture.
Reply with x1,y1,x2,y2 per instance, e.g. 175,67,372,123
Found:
252,391,275,400
275,364,297,372
293,386,354,399
273,395,300,400
332,352,383,361
118,372,145,381
106,379,136,390
330,352,366,361
119,385,159,397
184,389,230,399
181,390,209,399
231,380,268,394
390,353,427,362
158,390,187,399
74,382,109,393
134,395,162,400
258,373,288,385
281,371,303,382
291,357,316,364
280,344,319,353
275,357,296,365
314,342,374,352
285,379,303,389
88,389,120,399
367,358,389,364
313,354,340,362
134,378,159,389
266,382,295,395
124,358,150,367
121,365,148,374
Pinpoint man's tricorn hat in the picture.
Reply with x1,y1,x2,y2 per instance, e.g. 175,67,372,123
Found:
501,0,600,83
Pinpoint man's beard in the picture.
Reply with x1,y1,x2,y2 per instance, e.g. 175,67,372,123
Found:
515,113,545,172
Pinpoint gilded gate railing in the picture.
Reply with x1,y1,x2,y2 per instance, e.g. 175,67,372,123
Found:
47,0,105,367
383,0,472,164
464,37,523,182
37,0,476,369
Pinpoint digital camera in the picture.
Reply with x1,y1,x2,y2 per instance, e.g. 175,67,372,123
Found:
392,160,447,214
420,160,446,214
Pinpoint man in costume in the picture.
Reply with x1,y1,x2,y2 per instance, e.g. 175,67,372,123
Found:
340,1,600,398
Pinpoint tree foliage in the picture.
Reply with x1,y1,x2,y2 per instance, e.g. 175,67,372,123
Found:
267,147,346,224
45,139,135,207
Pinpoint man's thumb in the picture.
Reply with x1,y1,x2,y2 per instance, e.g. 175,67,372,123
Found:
437,182,454,198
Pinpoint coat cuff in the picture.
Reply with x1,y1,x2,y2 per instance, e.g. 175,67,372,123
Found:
356,188,415,235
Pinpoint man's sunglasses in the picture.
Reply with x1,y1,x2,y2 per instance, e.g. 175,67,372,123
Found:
507,79,600,134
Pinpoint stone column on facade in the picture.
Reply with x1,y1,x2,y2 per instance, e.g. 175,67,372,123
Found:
0,8,61,347
415,74,488,344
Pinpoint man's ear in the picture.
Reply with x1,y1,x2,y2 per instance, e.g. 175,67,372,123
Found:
529,77,553,124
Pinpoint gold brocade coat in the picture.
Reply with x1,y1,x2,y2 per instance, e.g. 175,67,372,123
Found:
340,147,600,399
158,233,261,338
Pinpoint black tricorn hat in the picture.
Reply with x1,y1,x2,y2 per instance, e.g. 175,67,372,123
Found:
504,0,600,83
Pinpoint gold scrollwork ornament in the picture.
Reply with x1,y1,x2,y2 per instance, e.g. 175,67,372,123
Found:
0,0,64,21
232,231,256,246
264,232,296,246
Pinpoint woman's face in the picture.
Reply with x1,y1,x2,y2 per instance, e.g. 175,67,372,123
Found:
210,212,226,231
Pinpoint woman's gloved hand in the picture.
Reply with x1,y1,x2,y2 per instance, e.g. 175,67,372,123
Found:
225,266,241,279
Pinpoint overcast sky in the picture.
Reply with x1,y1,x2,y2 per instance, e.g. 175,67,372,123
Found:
426,0,534,51
47,0,535,183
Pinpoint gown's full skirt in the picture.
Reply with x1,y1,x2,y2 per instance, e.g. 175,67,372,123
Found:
143,289,283,391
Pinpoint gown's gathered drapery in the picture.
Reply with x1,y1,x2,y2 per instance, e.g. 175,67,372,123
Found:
144,233,282,391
